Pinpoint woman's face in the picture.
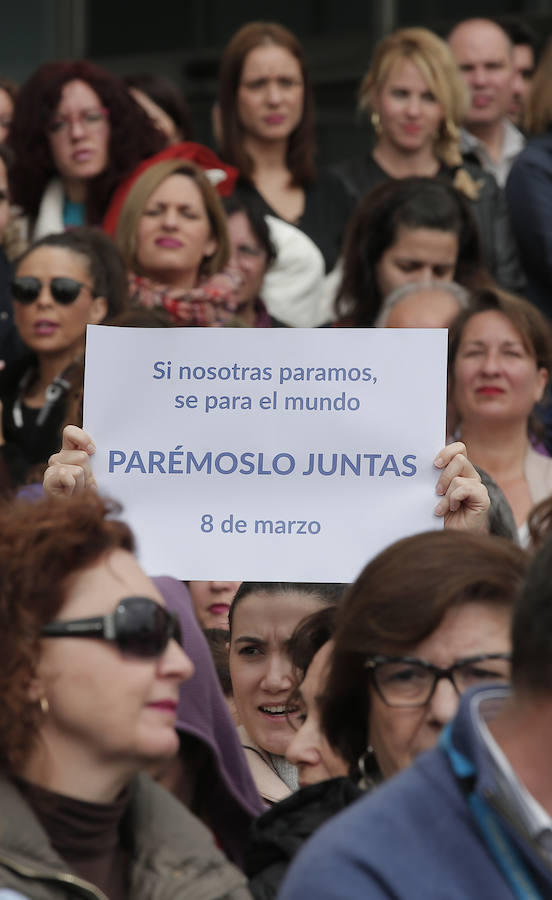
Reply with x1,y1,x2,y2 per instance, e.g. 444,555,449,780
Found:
48,79,110,185
376,224,458,299
189,580,241,630
34,549,194,783
136,173,217,288
286,642,349,788
228,591,323,756
0,87,14,143
368,601,512,779
453,311,548,426
227,211,269,308
373,58,444,156
129,88,180,145
237,43,304,145
13,246,107,358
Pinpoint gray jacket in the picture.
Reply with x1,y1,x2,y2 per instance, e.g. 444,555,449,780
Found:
0,773,252,899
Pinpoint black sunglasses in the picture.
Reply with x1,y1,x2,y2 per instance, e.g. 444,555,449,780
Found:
41,596,182,658
11,276,95,306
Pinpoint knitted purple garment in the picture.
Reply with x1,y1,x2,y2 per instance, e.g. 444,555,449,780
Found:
153,577,264,866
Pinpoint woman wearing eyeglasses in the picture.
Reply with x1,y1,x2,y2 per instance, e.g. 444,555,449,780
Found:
0,490,251,898
0,228,128,488
319,530,526,783
218,22,353,326
7,60,164,241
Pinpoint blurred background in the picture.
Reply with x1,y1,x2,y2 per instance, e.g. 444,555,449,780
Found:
5,0,552,162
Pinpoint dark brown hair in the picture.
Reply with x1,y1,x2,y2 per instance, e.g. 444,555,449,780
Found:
322,530,527,775
228,582,345,639
218,22,316,186
0,492,134,774
512,528,552,693
336,177,490,326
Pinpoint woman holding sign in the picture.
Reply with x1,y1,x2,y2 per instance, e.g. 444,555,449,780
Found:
449,288,552,544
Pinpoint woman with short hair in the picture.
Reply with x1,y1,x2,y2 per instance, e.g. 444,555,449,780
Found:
0,490,251,899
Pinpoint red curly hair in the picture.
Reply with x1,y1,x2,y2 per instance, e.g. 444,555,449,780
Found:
8,60,165,224
0,491,134,774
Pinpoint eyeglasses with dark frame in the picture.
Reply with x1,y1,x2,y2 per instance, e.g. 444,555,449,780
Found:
41,596,182,659
11,276,96,306
364,653,511,708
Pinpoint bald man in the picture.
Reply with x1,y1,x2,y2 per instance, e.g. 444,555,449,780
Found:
448,18,525,186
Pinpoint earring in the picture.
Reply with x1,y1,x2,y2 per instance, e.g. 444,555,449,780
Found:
357,745,376,789
39,696,49,715
371,112,382,136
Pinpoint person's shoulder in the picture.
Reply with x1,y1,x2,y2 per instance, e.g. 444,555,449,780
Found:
511,132,552,172
129,774,251,897
330,154,383,200
279,749,466,900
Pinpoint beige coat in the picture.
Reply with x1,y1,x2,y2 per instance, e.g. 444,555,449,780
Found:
0,772,252,899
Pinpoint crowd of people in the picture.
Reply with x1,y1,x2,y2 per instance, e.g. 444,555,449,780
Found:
0,12,552,900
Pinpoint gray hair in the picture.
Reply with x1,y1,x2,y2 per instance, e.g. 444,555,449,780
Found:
375,280,470,327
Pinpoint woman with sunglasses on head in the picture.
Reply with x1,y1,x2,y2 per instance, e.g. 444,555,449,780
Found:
334,27,524,295
0,490,251,899
0,228,128,488
7,60,164,240
278,529,527,900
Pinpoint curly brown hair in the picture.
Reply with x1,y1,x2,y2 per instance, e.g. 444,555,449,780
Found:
0,491,134,774
8,60,165,224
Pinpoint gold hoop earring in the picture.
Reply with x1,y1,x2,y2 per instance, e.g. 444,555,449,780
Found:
39,696,49,715
371,111,382,136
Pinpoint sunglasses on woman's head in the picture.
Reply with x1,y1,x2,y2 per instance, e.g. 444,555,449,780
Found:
11,276,94,306
41,596,182,658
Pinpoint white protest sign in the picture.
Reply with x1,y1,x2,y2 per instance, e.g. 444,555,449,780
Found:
84,326,446,582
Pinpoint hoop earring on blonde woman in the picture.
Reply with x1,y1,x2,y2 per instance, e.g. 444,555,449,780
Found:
39,696,49,715
371,112,382,136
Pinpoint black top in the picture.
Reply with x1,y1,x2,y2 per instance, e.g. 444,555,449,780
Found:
234,170,355,273
246,776,363,899
0,354,75,487
333,152,526,295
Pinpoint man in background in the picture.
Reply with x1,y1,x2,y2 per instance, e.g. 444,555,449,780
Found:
448,18,525,186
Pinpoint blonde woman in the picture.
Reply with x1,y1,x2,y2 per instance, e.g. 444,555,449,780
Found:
111,158,238,326
334,27,524,294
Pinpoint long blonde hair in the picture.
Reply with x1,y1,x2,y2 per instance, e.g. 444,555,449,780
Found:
360,28,474,181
